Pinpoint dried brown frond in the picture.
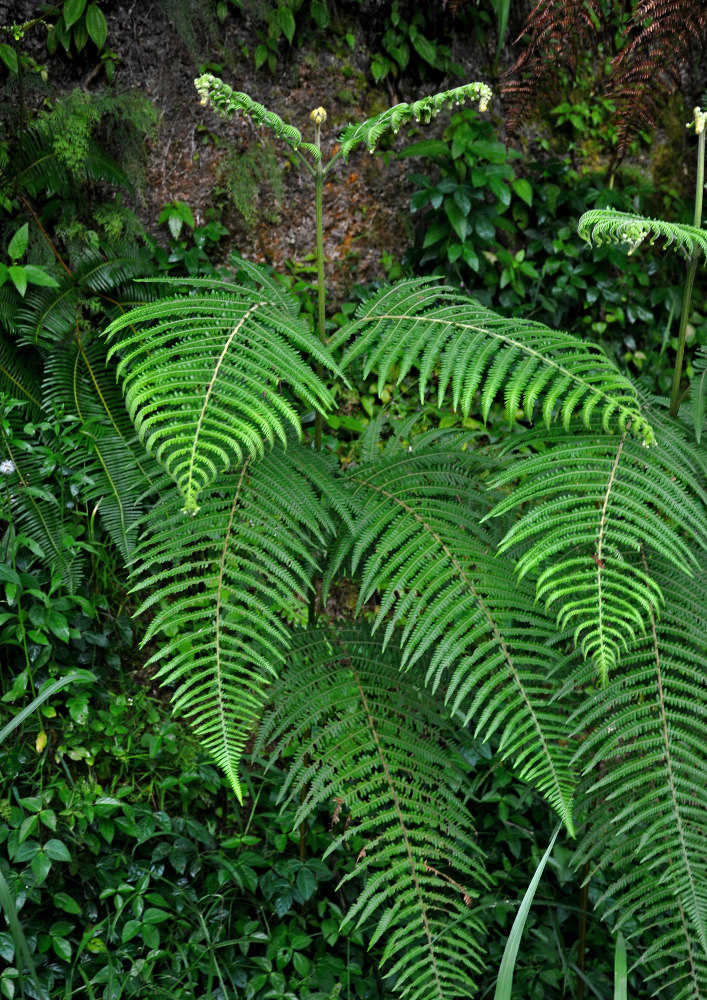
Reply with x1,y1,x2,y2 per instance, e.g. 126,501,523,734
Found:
501,0,611,133
610,0,707,158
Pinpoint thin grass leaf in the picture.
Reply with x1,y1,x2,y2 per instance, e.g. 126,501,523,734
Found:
494,825,560,1000
615,932,628,1000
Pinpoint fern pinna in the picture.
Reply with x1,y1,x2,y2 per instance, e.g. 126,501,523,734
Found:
101,78,707,997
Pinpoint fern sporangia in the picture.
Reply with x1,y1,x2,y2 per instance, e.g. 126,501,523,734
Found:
256,626,490,1000
97,79,707,996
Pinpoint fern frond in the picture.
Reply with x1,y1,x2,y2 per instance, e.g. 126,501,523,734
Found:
194,75,322,162
336,82,493,160
131,442,341,800
500,0,608,134
333,278,654,444
15,282,79,347
71,245,150,295
1,449,84,592
44,337,158,561
257,625,489,999
329,443,576,832
10,124,133,199
570,553,707,995
578,208,707,260
0,336,43,416
609,0,707,159
487,409,707,681
105,278,338,512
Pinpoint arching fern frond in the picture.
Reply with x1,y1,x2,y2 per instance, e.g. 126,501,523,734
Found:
257,625,490,1000
332,278,654,444
487,409,707,682
336,82,492,159
105,278,339,512
131,441,343,801
578,208,707,260
328,444,576,833
569,553,707,996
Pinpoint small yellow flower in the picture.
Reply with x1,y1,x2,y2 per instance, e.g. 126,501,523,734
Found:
310,107,327,126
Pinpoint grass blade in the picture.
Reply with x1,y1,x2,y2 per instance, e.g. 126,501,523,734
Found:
0,670,95,745
614,931,628,1000
494,824,561,1000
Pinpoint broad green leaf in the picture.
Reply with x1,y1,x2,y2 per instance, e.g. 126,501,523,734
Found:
63,0,87,29
396,139,450,159
22,265,60,289
513,177,533,206
277,4,296,43
8,266,27,297
53,892,82,915
45,839,72,862
8,224,28,261
410,29,437,67
0,43,18,74
85,3,107,49
73,17,89,52
444,199,468,241
310,0,329,28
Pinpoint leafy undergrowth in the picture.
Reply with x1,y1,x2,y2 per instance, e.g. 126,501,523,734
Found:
1,606,623,1000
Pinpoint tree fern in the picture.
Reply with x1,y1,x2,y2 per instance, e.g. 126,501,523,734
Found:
105,278,339,512
256,625,490,999
93,77,707,998
486,405,707,681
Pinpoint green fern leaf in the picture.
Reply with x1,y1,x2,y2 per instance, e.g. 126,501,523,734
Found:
257,625,490,999
487,407,707,681
105,277,339,511
329,443,576,833
578,208,707,260
333,278,654,444
570,553,707,995
131,442,342,800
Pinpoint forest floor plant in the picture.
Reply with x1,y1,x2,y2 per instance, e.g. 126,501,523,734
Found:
95,77,707,999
